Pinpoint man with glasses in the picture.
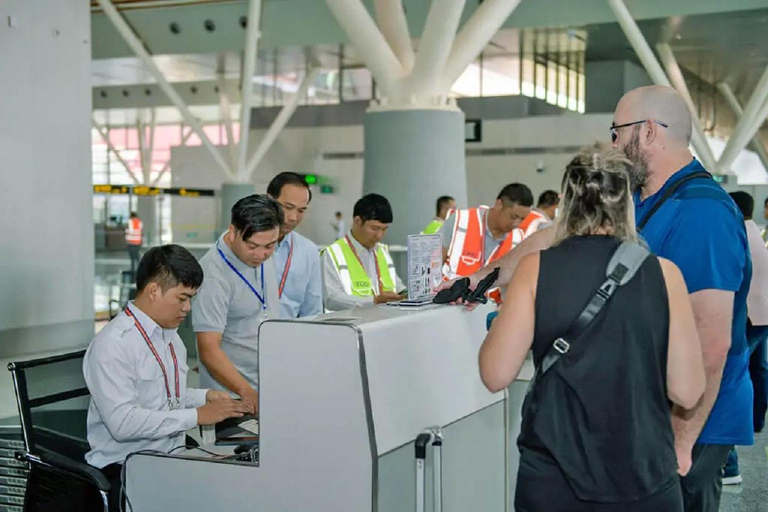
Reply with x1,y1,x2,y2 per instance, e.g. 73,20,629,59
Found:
441,85,751,512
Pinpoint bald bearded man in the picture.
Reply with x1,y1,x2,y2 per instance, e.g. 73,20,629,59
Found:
446,86,751,512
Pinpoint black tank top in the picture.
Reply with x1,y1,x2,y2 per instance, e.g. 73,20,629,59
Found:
519,235,677,502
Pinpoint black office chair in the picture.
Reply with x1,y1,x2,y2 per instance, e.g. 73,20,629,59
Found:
16,450,109,512
8,350,91,459
8,350,110,510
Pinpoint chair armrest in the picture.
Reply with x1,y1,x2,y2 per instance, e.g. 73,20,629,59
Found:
17,451,111,492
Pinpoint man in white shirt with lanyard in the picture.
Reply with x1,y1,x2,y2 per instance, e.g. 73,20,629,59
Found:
84,245,251,510
192,195,282,415
266,172,323,319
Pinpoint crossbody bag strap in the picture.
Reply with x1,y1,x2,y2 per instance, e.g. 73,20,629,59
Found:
524,241,650,419
637,171,712,231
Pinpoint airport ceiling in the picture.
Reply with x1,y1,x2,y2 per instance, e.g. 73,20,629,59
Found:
90,0,768,125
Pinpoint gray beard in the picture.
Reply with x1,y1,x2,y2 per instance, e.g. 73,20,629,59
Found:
625,131,650,193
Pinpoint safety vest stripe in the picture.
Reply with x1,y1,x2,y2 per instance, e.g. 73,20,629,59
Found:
381,246,397,288
447,209,469,278
329,242,353,295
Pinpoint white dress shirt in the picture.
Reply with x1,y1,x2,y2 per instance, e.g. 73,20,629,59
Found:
745,219,768,325
84,302,208,468
321,232,405,312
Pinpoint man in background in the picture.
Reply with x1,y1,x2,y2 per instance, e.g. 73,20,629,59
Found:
423,195,456,235
126,211,143,274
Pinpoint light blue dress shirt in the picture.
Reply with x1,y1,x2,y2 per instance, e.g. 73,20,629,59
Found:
272,231,323,319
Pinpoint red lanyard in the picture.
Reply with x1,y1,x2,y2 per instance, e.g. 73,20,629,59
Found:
345,236,383,293
124,307,180,409
481,210,489,264
278,234,294,299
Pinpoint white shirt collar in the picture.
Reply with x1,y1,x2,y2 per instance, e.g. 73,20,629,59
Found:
126,301,175,345
347,231,378,254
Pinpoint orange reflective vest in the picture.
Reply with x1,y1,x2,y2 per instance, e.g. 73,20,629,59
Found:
443,206,515,280
126,218,143,246
516,209,551,240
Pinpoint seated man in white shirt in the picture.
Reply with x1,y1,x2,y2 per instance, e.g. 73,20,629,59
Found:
83,245,251,509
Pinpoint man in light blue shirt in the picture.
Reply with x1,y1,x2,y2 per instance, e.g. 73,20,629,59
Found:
267,172,323,319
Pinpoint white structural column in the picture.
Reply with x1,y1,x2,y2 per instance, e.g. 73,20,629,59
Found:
374,0,415,73
719,65,768,172
406,0,467,101
441,0,522,92
92,119,140,185
246,68,319,180
152,128,194,186
136,109,156,184
325,0,404,101
718,82,768,173
96,0,232,179
656,43,719,172
236,0,263,180
607,0,718,173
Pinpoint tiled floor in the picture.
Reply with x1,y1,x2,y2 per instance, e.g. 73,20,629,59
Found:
720,431,768,511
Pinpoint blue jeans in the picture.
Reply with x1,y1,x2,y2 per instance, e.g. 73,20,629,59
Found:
724,322,768,475
750,335,768,432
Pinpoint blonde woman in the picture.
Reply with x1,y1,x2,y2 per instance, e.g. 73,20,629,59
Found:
479,144,705,512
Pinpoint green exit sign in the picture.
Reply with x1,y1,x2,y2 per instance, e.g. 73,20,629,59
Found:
304,174,318,185
320,185,334,194
712,174,729,184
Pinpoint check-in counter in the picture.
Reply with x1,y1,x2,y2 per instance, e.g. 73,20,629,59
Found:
125,303,532,512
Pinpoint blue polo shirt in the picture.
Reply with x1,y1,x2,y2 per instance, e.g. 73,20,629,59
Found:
634,158,753,446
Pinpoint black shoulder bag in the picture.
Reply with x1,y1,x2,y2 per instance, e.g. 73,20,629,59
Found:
523,241,650,420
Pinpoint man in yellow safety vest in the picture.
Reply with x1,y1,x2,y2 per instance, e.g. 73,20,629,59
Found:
322,193,405,311
423,196,456,235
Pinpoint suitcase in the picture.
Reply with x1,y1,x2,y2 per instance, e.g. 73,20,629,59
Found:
414,426,443,512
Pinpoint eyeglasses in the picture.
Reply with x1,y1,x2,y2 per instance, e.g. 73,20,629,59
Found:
610,119,669,143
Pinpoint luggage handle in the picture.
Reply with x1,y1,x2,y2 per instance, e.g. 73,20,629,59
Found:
415,426,443,512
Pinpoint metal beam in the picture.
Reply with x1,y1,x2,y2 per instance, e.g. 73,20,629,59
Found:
92,119,141,185
718,82,768,174
246,68,319,180
95,0,233,179
656,43,719,173
607,0,718,173
236,0,263,181
441,0,523,92
406,0,466,101
719,67,768,171
217,55,239,171
325,0,403,102
136,117,148,183
374,0,415,73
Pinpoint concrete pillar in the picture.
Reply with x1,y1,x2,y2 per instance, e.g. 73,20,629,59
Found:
219,183,256,234
363,109,468,245
0,0,93,359
136,196,158,246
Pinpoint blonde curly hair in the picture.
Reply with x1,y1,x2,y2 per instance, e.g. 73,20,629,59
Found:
554,142,639,244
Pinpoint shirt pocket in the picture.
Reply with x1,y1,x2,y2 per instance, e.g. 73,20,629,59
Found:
136,363,169,410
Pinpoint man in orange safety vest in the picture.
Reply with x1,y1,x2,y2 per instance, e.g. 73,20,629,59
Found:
515,190,559,241
440,184,533,302
125,212,143,274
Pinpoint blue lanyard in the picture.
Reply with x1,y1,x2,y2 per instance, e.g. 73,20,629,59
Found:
216,241,266,312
